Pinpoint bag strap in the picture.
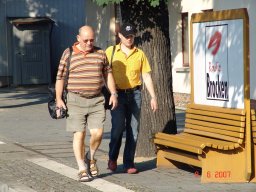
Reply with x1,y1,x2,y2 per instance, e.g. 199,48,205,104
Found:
64,46,73,90
110,45,116,67
102,45,116,91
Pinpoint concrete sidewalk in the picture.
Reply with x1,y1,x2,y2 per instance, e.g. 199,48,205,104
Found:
0,86,256,192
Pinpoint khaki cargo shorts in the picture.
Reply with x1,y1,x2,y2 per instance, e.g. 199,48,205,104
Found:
66,92,106,132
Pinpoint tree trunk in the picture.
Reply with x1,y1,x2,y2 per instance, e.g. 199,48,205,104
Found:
120,0,177,157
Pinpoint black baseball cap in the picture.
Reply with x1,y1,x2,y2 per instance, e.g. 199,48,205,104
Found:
120,23,136,37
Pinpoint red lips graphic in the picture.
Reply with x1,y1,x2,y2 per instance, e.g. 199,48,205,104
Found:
208,31,222,55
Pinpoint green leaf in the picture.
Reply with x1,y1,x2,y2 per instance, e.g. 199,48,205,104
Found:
93,0,162,7
150,0,160,7
93,0,123,6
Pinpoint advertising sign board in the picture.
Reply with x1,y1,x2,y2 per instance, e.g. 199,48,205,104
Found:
192,18,245,108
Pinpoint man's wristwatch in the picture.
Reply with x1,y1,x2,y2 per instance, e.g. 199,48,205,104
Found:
111,93,118,97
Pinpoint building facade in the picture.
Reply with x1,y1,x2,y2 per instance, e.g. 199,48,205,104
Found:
0,0,115,87
169,0,256,108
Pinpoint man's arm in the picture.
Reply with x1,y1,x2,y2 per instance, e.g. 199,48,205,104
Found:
55,79,66,117
142,72,158,112
106,72,118,110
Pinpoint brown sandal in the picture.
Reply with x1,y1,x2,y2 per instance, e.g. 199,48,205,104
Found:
85,152,99,177
89,159,99,177
78,170,93,182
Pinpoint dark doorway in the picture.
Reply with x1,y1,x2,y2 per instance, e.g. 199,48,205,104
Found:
8,17,53,86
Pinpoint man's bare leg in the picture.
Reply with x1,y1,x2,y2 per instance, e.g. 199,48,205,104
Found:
86,128,103,176
73,131,86,171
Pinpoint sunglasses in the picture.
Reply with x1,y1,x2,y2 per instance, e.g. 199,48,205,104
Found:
82,39,94,43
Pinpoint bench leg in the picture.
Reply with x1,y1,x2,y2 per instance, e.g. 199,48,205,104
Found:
156,149,201,169
201,147,247,183
248,144,256,182
156,150,181,168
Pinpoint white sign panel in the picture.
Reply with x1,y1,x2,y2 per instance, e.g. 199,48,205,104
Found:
193,19,244,108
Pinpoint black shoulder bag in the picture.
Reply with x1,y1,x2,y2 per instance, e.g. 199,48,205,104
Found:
102,45,116,110
48,47,73,119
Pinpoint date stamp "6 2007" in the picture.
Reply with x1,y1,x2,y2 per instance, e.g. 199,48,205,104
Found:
0,184,9,192
206,170,231,179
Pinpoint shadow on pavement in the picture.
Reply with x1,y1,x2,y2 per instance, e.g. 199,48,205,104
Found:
97,158,157,179
0,86,48,108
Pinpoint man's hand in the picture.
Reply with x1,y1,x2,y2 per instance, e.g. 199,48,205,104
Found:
109,94,118,110
142,72,158,113
150,97,158,112
106,73,118,110
55,79,65,118
56,99,67,118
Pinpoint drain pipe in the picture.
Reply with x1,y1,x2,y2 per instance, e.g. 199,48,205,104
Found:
4,0,10,87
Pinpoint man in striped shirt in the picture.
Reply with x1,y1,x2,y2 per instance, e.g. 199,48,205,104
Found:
55,26,118,182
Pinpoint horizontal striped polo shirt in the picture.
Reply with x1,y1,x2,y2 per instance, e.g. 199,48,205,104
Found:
56,42,111,96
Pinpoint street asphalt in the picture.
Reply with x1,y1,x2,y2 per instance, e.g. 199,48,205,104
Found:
0,85,256,192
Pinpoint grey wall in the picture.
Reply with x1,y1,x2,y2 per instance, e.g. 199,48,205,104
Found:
0,0,115,86
1,0,87,84
0,0,114,86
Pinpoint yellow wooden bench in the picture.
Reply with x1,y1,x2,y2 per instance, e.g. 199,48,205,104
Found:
154,103,248,182
251,109,256,183
251,109,256,144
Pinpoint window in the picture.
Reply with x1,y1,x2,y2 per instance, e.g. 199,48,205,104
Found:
202,9,213,12
180,10,213,68
181,12,189,67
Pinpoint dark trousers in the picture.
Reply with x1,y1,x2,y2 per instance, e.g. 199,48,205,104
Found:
109,89,142,169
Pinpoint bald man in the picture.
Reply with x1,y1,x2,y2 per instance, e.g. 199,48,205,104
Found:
55,26,118,182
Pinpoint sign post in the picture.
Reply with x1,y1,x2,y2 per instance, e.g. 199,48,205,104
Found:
190,8,251,182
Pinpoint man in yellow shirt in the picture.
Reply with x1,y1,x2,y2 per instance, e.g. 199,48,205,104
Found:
105,23,158,174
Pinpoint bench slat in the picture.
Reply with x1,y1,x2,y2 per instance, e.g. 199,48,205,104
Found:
187,103,245,115
182,133,240,150
251,109,256,143
154,138,203,154
186,113,245,127
156,132,239,150
155,133,206,149
251,112,256,120
181,133,239,150
186,118,244,132
185,123,244,138
250,120,256,128
184,128,243,144
186,108,246,121
253,109,256,143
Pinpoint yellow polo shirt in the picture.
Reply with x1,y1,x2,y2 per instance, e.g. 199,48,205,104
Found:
105,44,151,89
